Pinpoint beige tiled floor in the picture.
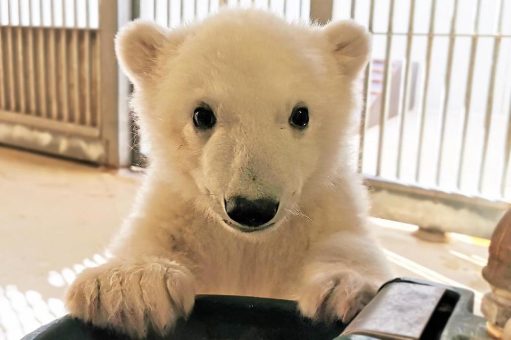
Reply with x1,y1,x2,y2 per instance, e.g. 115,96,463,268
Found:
0,146,491,339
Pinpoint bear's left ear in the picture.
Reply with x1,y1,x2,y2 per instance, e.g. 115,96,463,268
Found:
115,20,189,86
322,20,371,79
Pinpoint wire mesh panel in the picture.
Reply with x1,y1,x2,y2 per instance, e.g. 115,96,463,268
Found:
332,0,511,236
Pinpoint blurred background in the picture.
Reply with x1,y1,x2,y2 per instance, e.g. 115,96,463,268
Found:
0,0,510,338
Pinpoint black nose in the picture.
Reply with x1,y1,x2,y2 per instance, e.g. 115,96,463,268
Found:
225,196,279,228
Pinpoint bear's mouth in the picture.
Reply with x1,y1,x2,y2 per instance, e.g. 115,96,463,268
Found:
222,219,276,233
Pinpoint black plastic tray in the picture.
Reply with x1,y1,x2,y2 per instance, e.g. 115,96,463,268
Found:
22,278,489,340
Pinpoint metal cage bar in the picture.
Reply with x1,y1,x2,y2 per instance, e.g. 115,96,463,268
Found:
395,0,415,179
357,0,375,173
457,0,483,190
59,0,70,122
435,0,459,186
72,0,81,124
37,0,48,118
414,0,437,182
0,21,4,109
375,0,395,177
27,0,37,115
502,94,511,197
16,0,26,113
478,0,506,193
6,0,16,111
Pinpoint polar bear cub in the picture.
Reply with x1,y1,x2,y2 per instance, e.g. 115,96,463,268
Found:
65,9,391,338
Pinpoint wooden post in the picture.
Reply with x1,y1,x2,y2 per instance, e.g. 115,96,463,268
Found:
482,209,511,339
98,0,131,167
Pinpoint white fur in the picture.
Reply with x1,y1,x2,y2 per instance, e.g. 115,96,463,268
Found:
66,9,391,338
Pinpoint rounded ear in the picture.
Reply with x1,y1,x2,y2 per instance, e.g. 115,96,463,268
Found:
115,20,189,85
115,20,168,84
322,20,371,79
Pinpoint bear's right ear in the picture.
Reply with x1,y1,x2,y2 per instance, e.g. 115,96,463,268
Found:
115,20,184,85
322,20,371,79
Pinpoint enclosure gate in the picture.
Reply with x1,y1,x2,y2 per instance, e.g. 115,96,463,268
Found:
344,0,511,238
0,0,128,166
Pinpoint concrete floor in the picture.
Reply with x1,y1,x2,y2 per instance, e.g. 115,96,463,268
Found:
0,146,491,340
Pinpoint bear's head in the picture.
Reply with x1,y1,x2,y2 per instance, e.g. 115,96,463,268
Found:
116,9,370,234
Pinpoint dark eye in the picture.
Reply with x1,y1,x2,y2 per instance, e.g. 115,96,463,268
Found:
193,106,216,130
289,106,309,129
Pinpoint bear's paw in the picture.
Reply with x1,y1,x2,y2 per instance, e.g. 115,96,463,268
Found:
298,270,376,323
65,258,195,338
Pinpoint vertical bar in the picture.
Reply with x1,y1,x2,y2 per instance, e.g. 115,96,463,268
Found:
92,31,99,127
414,0,437,182
72,0,80,123
99,0,126,165
457,0,482,189
60,0,69,121
395,0,415,179
131,0,140,22
501,94,511,198
0,27,5,109
119,0,134,162
309,0,332,25
84,0,92,126
153,0,157,21
375,0,395,177
435,0,459,186
477,0,505,193
6,0,16,111
17,0,27,113
38,0,47,117
357,0,375,173
27,0,37,115
168,0,172,26
49,0,59,119
180,0,184,24
350,0,355,19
